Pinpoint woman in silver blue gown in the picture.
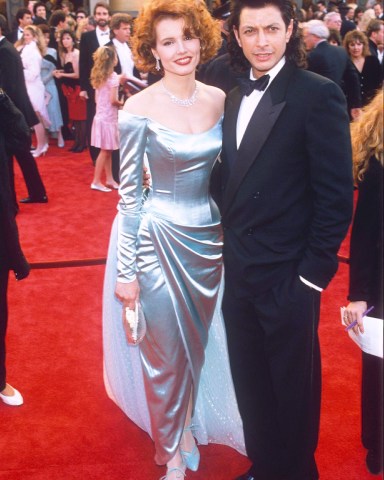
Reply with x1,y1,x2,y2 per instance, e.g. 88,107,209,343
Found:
103,1,244,478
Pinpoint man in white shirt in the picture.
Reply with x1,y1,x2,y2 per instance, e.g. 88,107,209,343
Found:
109,14,134,78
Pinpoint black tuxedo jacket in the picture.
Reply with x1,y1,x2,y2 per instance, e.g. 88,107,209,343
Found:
307,41,362,108
79,29,101,95
214,62,353,295
5,29,18,45
0,37,38,127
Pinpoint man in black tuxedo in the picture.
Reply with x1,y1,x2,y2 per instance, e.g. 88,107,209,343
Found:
304,19,362,118
79,1,111,165
212,1,353,479
6,7,32,44
0,15,47,205
366,19,384,60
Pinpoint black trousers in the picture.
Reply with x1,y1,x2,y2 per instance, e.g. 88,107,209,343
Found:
362,351,383,458
0,269,9,392
222,272,321,480
85,93,99,165
10,148,46,201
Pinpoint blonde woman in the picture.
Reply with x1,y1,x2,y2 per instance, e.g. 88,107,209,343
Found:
15,25,50,157
89,46,122,191
344,90,383,475
103,1,244,479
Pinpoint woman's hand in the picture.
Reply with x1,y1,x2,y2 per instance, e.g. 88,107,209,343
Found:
115,279,140,311
344,300,367,334
53,69,63,79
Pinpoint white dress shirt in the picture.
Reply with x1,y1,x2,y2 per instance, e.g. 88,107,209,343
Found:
112,38,134,76
236,56,286,149
96,27,110,46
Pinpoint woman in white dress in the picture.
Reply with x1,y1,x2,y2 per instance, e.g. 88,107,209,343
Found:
15,25,50,157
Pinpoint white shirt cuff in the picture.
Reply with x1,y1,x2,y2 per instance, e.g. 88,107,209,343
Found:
299,276,323,292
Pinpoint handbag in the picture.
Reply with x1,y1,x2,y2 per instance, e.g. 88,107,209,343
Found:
123,302,147,345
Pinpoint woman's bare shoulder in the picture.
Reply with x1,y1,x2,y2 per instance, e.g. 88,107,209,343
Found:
197,81,225,112
123,85,158,117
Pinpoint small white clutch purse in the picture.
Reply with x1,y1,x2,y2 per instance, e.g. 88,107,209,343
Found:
123,302,146,345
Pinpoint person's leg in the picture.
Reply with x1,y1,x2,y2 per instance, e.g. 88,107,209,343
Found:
32,122,48,156
223,274,321,480
91,150,111,191
86,95,99,164
105,152,119,188
362,351,384,473
14,148,47,201
0,269,9,392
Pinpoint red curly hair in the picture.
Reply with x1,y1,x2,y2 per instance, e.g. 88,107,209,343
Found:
132,0,222,74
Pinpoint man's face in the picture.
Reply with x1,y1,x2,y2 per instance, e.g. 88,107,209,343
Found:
234,6,293,78
94,7,110,29
113,22,131,43
76,12,86,25
372,24,384,45
346,8,354,21
326,14,342,31
19,13,33,28
36,6,46,19
302,28,316,51
374,4,383,18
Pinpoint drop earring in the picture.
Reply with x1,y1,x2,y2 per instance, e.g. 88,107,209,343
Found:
155,57,161,71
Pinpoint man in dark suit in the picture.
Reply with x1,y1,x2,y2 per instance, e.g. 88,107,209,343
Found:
212,1,353,479
79,1,111,164
6,7,32,44
366,19,384,60
0,15,47,205
374,2,384,20
304,19,362,118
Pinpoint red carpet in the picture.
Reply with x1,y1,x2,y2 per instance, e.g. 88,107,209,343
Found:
0,140,378,479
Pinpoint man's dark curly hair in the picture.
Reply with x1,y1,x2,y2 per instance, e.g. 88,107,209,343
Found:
227,0,307,72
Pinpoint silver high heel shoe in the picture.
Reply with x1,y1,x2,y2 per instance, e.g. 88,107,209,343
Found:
180,424,200,471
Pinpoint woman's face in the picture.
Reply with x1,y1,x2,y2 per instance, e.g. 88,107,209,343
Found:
348,40,363,59
23,29,34,44
62,33,74,51
43,33,50,47
151,17,201,76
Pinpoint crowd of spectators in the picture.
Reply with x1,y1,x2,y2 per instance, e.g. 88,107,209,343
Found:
0,0,382,167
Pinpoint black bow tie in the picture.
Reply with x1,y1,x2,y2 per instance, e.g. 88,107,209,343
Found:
100,31,109,36
238,74,270,96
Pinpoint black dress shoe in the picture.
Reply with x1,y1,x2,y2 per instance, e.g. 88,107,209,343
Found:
19,195,48,204
366,449,383,475
72,146,86,153
235,473,255,480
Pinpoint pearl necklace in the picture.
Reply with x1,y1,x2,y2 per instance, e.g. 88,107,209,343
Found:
161,80,198,107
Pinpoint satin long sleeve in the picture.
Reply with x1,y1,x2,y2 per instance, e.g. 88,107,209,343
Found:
116,113,148,283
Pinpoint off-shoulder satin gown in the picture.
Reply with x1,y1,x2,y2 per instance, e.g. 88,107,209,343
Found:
103,111,245,465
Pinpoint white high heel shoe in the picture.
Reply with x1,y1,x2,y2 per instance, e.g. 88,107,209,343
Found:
0,384,23,406
31,143,49,158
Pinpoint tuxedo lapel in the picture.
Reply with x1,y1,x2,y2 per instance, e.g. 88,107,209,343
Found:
222,63,293,216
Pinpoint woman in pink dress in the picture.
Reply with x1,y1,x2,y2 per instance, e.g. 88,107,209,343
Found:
90,46,123,192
